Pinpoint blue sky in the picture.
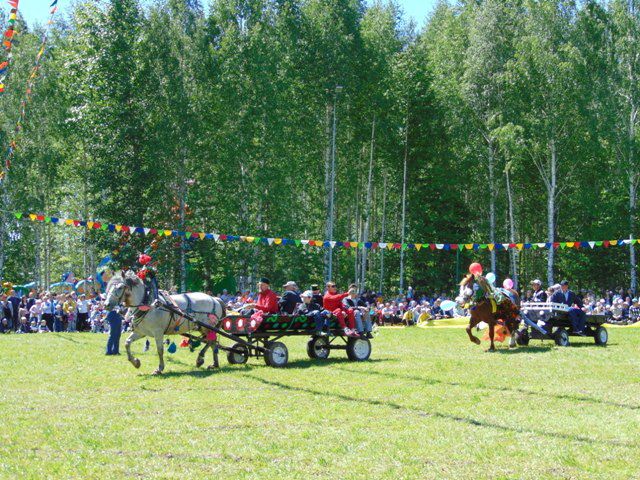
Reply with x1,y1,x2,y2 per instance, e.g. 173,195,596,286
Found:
17,0,437,26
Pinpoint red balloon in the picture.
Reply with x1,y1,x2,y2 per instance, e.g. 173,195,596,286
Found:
469,262,483,276
138,253,152,266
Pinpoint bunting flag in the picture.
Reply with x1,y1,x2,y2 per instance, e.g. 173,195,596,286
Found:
0,0,59,183
0,0,21,94
9,211,640,254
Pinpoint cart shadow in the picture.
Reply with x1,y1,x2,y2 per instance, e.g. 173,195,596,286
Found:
495,346,554,354
245,375,635,448
286,357,394,369
334,367,640,411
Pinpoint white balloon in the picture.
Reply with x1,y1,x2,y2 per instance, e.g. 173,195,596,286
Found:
486,272,496,284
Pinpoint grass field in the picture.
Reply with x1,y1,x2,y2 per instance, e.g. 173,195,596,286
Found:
0,327,638,479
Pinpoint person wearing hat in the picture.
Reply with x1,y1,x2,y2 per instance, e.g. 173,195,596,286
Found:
243,278,278,314
278,281,302,314
310,285,324,308
550,280,586,334
629,298,640,324
294,291,326,335
530,279,547,303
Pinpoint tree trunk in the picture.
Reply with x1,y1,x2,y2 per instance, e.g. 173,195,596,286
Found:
547,138,557,286
0,183,6,282
399,116,409,294
488,142,497,273
505,166,518,288
324,102,332,279
379,174,388,295
629,105,638,294
360,116,375,292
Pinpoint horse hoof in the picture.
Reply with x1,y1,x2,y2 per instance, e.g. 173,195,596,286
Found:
207,364,219,370
485,348,496,353
133,359,141,369
196,358,204,368
471,338,481,345
152,369,163,375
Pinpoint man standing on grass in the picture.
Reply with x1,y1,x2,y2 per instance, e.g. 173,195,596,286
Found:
105,308,122,355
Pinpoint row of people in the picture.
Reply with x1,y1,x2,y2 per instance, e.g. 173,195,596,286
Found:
238,278,373,338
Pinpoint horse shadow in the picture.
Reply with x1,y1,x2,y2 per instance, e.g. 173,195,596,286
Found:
243,374,636,449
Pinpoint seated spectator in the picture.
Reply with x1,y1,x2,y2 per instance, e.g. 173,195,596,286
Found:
294,290,326,335
323,282,357,337
311,285,324,308
0,317,10,333
278,281,301,315
29,320,38,333
380,303,394,324
17,316,31,334
242,278,278,315
343,287,373,337
38,319,50,333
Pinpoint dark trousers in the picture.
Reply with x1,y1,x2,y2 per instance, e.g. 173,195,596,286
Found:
77,312,89,331
106,313,122,354
568,308,586,333
53,316,63,332
42,314,54,332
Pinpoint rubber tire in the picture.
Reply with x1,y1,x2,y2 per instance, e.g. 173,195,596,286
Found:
554,329,570,347
307,337,330,360
264,341,289,368
515,330,530,346
346,337,371,361
227,343,249,365
594,326,608,346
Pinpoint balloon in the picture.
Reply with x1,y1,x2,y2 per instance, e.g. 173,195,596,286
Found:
469,263,483,276
138,253,152,266
486,272,496,284
167,342,177,354
503,278,514,289
440,300,457,312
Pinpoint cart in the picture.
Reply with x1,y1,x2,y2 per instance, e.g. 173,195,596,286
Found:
517,302,609,347
217,314,373,368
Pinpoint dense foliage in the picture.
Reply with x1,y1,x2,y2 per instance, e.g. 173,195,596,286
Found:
1,0,639,295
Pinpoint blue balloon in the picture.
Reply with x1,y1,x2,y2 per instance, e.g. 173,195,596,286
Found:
486,272,496,284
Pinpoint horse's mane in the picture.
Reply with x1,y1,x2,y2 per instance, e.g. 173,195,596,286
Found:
459,274,474,287
108,271,142,287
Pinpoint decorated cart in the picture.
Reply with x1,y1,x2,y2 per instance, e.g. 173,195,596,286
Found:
517,302,608,347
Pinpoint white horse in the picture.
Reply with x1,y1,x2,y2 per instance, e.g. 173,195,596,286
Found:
105,271,226,374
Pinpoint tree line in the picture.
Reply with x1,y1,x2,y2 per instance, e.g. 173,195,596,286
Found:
1,0,639,295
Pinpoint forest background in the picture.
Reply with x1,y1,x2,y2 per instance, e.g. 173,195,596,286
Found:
1,0,640,296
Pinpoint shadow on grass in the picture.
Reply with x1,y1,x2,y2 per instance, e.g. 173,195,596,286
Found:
54,334,82,344
245,374,635,448
286,357,394,369
334,367,640,411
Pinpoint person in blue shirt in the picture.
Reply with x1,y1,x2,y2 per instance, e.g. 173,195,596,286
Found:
550,280,586,335
105,308,123,355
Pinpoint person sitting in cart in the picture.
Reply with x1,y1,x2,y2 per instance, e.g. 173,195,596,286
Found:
295,290,327,336
323,282,358,337
242,278,278,315
550,280,587,335
530,279,547,303
310,285,324,308
343,287,373,338
278,281,302,314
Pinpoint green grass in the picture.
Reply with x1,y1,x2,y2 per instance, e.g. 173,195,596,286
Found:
0,328,638,479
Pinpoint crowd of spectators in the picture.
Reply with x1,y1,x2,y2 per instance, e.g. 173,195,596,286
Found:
2,280,638,336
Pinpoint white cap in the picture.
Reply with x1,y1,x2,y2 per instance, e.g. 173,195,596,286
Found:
301,290,313,298
531,279,542,285
283,281,297,288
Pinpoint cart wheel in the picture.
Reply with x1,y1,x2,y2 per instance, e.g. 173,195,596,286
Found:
264,341,288,368
227,343,249,365
307,336,330,360
346,337,371,361
594,326,608,346
554,329,570,347
515,329,530,346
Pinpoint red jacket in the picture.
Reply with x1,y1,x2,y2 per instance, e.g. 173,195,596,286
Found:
323,292,349,312
255,289,278,314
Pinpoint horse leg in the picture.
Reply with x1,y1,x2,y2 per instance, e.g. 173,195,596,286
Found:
152,334,165,375
207,341,219,370
466,317,482,345
125,331,144,369
487,322,496,352
508,321,518,349
197,342,209,368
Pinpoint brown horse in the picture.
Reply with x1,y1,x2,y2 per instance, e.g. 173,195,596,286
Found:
458,274,521,351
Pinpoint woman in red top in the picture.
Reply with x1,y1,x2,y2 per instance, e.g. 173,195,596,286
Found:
323,282,358,337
